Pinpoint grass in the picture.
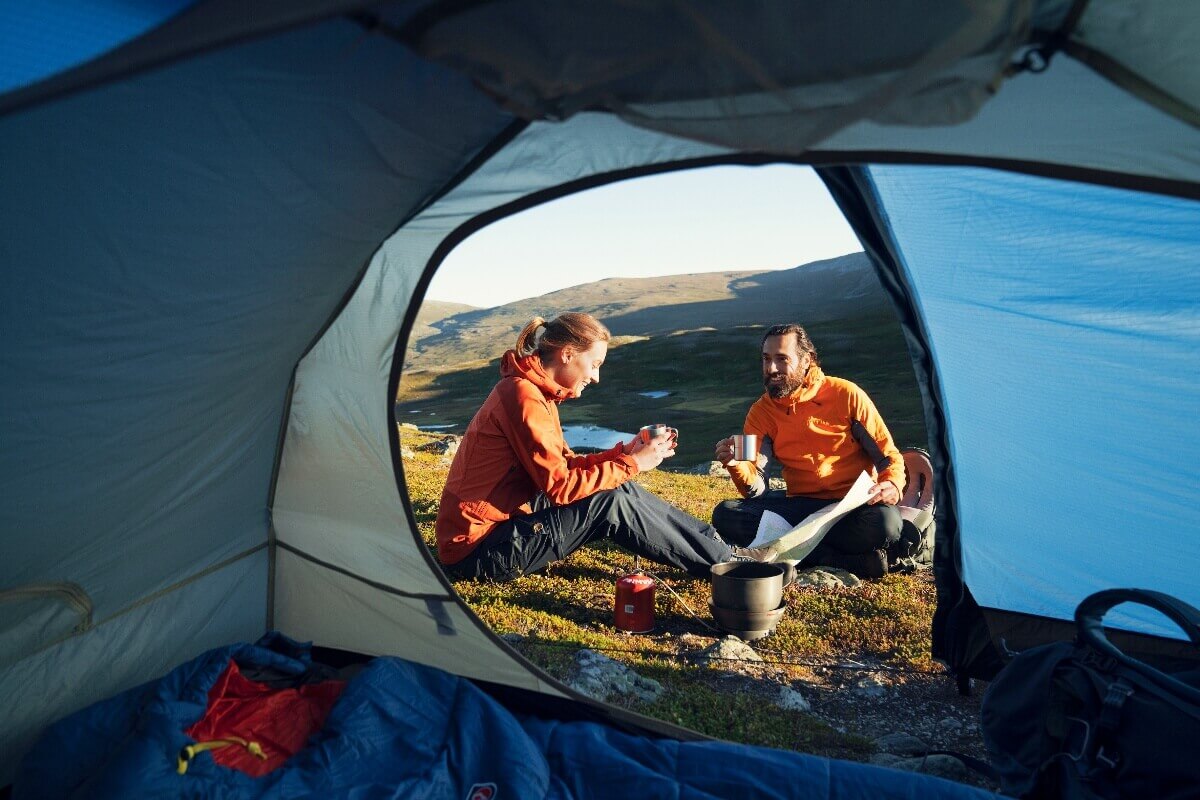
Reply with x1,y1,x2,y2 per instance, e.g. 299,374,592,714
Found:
400,426,939,761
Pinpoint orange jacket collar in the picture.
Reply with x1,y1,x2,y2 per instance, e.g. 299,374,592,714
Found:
500,350,574,401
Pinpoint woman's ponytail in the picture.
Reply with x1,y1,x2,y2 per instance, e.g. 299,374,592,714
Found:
514,312,610,360
515,317,547,356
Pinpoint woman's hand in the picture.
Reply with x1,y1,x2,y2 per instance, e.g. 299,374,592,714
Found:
629,432,675,472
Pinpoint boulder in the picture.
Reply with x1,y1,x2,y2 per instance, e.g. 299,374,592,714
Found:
882,754,972,783
873,732,930,757
854,675,889,698
417,437,460,455
792,567,862,589
694,635,763,667
566,649,663,703
776,686,811,712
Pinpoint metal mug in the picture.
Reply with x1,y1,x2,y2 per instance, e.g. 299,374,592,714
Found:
731,434,758,462
639,424,678,445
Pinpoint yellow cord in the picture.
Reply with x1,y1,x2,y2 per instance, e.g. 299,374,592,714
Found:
176,737,267,775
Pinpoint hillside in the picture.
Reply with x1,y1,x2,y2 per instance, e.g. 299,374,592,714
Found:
397,251,929,464
404,252,885,371
409,299,477,342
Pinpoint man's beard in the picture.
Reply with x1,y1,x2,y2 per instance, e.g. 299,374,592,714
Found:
764,371,804,398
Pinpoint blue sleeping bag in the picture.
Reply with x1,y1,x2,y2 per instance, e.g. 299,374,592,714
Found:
15,634,999,799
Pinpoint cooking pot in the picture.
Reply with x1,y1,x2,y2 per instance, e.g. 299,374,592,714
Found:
710,560,796,613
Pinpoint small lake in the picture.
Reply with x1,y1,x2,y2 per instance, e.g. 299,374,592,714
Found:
410,422,635,447
561,424,634,450
638,390,671,399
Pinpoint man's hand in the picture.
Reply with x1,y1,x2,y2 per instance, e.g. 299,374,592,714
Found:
867,479,900,506
629,432,675,473
714,436,736,465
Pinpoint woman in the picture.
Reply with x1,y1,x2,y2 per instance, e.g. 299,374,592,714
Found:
435,312,763,580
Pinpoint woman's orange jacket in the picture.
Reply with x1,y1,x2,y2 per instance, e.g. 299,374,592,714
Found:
435,350,639,564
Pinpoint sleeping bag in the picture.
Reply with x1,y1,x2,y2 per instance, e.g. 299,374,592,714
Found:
15,634,996,799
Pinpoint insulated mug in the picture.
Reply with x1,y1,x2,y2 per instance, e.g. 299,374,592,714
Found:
639,424,678,444
731,434,758,462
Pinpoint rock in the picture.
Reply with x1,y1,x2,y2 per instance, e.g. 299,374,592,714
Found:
854,676,888,698
793,567,862,589
690,461,729,477
886,754,972,783
400,448,416,459
566,649,663,703
938,716,964,732
399,422,419,431
777,686,811,712
695,636,763,667
873,732,929,756
499,632,524,645
890,557,927,574
869,753,907,768
767,477,787,491
417,437,460,455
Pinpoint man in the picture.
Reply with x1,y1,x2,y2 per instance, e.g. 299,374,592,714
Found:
712,324,906,579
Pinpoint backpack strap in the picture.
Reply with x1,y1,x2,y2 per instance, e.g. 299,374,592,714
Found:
1077,589,1200,649
1075,588,1200,706
849,418,891,472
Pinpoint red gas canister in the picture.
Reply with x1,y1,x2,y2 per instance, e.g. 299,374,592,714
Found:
614,571,655,633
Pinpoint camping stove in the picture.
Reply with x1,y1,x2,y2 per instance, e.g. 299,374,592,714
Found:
614,571,655,633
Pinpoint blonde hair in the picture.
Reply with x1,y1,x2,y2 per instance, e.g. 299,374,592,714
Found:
515,312,611,359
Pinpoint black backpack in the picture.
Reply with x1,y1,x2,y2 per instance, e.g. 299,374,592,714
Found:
981,588,1200,799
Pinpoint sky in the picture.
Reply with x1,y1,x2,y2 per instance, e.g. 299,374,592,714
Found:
426,164,863,309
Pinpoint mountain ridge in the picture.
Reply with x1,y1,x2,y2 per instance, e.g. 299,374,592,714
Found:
406,252,881,370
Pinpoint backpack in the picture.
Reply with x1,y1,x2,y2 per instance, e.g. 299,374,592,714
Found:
846,421,935,567
894,447,935,565
981,588,1200,799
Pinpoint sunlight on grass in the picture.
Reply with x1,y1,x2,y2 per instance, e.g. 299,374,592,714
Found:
400,426,938,760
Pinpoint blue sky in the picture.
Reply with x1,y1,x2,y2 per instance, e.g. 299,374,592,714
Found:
427,164,863,308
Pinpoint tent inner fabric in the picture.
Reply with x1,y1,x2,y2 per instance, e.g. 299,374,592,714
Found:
4,0,1200,789
862,165,1200,636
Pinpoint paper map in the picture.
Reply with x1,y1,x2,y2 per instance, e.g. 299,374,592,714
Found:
747,471,876,561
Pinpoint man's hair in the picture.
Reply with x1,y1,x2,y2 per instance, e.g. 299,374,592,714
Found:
762,323,819,365
516,312,611,358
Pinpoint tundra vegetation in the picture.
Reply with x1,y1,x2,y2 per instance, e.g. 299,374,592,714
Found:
401,427,962,763
396,266,987,771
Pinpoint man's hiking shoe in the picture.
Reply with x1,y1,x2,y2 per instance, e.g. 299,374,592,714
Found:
729,545,778,563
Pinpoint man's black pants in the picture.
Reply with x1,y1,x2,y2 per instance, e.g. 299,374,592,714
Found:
711,490,901,578
445,482,732,581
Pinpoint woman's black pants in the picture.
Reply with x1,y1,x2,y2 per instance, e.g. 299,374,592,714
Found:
444,482,732,581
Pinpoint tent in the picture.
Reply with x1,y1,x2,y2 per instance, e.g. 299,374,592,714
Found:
3,0,1198,790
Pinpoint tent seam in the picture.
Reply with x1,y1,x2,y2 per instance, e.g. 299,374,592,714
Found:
9,543,267,665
